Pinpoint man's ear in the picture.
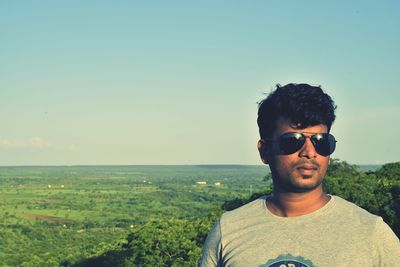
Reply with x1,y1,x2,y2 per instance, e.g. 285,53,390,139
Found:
257,140,269,165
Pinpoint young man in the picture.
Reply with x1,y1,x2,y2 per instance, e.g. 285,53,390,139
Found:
201,83,400,266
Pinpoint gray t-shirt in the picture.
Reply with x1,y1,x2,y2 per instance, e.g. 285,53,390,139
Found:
201,195,400,267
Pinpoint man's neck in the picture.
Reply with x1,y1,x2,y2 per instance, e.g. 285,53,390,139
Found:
266,187,331,217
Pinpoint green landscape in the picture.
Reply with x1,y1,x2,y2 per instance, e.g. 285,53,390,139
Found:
0,160,399,266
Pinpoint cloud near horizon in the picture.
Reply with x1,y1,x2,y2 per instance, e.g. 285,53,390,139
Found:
0,137,78,151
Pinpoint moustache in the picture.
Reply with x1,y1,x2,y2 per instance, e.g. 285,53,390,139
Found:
294,159,320,169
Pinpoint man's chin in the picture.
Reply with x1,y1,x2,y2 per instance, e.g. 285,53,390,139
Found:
281,181,322,193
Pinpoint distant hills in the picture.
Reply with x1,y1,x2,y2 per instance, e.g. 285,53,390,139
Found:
357,164,382,172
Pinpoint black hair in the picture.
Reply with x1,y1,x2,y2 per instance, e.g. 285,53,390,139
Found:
257,83,337,139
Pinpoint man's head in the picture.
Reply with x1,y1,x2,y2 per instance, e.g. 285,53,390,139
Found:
257,83,337,193
257,83,336,140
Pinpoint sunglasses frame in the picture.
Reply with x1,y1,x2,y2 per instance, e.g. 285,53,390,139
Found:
262,132,337,156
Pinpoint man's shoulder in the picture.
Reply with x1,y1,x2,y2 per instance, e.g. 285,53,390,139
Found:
332,195,377,215
331,195,380,227
220,196,268,227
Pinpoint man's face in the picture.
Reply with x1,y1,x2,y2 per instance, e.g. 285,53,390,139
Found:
259,117,330,193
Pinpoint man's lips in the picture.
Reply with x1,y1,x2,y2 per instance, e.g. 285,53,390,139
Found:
296,164,318,170
296,164,318,176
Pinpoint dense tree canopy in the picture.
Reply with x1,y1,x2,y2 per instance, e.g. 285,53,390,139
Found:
374,162,400,180
75,216,217,267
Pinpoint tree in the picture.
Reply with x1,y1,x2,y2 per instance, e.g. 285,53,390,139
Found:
375,162,400,180
326,158,360,177
125,218,212,266
74,216,217,267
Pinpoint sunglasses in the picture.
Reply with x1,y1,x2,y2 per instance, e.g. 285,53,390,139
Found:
263,132,337,156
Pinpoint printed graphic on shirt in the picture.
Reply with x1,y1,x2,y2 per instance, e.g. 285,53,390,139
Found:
260,253,316,267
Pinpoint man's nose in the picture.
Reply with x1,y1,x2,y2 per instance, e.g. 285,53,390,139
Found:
299,137,317,158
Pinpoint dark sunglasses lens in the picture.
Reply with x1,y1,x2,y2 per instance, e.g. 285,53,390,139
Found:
312,134,336,156
279,133,305,154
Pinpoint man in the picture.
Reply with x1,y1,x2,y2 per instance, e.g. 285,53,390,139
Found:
201,83,400,266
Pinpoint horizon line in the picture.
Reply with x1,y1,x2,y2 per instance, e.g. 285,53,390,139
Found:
0,163,385,168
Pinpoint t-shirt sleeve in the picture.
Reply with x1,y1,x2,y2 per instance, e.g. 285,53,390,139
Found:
200,219,223,267
372,217,400,266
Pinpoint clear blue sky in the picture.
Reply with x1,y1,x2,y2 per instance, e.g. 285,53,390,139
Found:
1,1,399,165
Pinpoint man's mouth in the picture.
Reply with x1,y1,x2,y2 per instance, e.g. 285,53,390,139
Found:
296,164,318,176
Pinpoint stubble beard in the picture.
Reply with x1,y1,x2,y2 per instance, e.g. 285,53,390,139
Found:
272,175,323,193
270,160,326,194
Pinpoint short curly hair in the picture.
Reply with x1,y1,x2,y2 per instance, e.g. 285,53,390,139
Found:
257,83,337,139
